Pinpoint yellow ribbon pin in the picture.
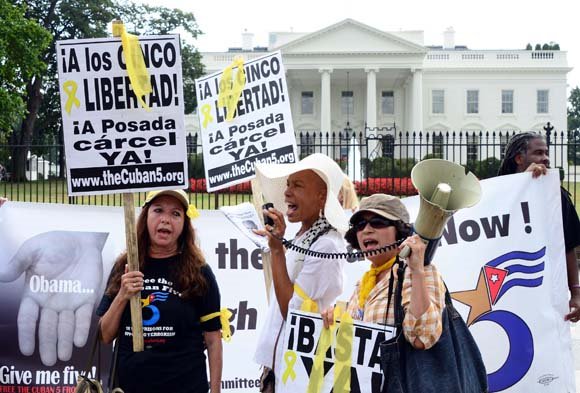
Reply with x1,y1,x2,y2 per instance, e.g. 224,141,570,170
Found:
186,204,200,219
62,80,80,114
282,350,298,384
200,104,214,128
217,56,246,121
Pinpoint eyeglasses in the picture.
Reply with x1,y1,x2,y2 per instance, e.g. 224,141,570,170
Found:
352,217,395,232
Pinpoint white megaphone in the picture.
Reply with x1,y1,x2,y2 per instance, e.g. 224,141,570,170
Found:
400,159,482,264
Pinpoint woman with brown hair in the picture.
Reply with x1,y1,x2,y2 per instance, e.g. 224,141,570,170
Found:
97,190,223,393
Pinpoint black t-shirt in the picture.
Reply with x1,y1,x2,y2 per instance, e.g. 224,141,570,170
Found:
562,187,580,253
97,256,221,393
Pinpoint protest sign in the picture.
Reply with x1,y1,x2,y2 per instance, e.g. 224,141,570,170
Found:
56,35,188,196
196,51,297,191
278,310,395,393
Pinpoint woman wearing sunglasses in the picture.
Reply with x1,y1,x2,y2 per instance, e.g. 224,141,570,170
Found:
322,193,446,350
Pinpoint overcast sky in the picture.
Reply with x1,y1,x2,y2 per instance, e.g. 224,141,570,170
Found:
142,0,579,93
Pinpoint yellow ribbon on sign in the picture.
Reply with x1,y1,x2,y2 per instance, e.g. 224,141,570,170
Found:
113,22,152,111
306,306,354,393
200,308,233,342
62,81,80,114
217,56,246,121
333,310,353,393
294,284,318,313
200,103,214,128
307,319,335,393
282,350,298,384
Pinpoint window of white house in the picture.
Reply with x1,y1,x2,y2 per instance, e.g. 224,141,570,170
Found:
466,134,479,161
381,91,394,114
467,90,479,114
501,90,514,114
432,90,445,114
341,91,354,116
537,90,549,113
432,133,444,157
301,91,314,115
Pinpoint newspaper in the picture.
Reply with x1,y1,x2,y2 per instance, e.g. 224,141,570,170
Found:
219,202,270,252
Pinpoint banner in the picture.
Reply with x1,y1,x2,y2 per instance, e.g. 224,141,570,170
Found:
55,35,188,195
196,51,297,191
0,170,575,392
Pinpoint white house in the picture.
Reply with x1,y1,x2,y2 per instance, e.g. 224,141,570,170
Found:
192,19,571,163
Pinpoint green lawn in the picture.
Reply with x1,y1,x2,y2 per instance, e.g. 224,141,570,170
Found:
1,178,579,214
0,179,253,209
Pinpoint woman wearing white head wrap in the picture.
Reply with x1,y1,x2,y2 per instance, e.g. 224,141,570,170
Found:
253,153,348,392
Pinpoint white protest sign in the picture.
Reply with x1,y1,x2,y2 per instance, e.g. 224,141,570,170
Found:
56,35,187,196
196,51,297,191
278,310,395,393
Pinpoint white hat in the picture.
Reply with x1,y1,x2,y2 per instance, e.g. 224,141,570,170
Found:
255,153,349,233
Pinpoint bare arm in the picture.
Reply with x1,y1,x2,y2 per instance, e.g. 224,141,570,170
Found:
565,248,580,322
204,330,223,393
255,207,293,319
270,247,293,319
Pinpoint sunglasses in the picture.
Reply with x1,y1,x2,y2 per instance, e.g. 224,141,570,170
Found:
352,217,395,232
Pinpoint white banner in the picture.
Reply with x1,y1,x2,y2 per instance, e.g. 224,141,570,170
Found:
0,170,574,392
55,35,188,196
195,51,297,191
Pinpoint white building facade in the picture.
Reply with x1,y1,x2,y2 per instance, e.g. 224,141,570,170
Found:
194,19,571,163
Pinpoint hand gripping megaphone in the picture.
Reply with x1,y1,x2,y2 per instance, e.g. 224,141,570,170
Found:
400,159,482,264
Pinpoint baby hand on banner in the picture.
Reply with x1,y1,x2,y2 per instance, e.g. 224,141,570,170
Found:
0,231,108,366
0,197,7,207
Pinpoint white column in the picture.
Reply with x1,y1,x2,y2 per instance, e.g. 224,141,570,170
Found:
365,68,378,156
319,68,332,133
404,77,411,132
365,68,378,131
411,68,423,132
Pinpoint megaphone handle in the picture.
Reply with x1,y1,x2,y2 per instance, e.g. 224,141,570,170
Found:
399,245,411,259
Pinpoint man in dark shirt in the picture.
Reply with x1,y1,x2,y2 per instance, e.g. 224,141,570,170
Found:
498,132,580,322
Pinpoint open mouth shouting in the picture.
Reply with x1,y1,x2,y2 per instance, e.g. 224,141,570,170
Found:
361,238,380,251
286,202,298,219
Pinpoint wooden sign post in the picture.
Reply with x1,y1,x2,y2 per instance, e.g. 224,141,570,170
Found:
122,193,144,351
251,178,273,304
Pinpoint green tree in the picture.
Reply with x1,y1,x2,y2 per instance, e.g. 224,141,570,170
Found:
117,2,204,114
9,0,204,180
525,43,532,50
535,43,542,50
569,87,580,131
568,87,580,165
10,0,115,180
0,1,50,137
